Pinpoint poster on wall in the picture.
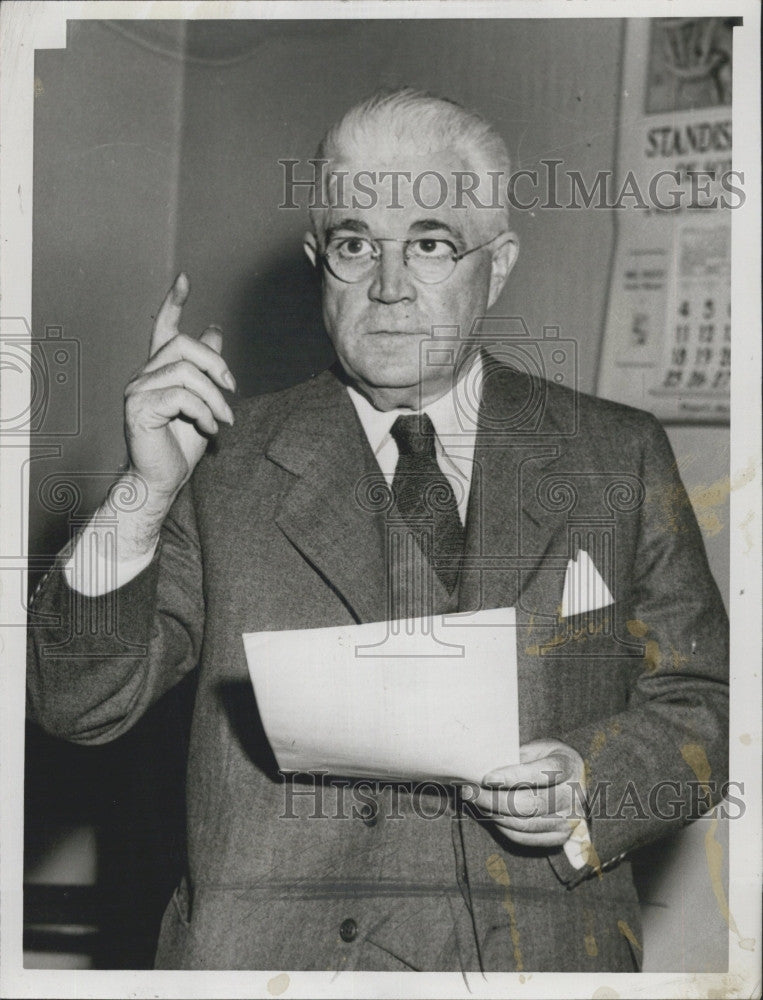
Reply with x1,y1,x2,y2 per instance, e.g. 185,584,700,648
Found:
597,18,735,422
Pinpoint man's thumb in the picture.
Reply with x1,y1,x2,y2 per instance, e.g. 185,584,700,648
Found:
200,324,224,354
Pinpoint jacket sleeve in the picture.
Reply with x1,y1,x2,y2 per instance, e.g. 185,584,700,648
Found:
26,482,204,745
553,414,729,884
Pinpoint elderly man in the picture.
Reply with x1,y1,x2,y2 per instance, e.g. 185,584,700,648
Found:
27,89,728,972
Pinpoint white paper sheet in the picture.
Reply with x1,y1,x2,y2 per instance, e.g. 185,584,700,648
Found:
242,607,519,784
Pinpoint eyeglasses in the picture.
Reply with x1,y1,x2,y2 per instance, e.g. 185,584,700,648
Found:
319,233,503,285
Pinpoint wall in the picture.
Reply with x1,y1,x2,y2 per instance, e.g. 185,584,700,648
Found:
26,19,189,968
30,19,187,561
26,17,730,972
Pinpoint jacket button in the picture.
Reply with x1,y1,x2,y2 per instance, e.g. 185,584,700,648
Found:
360,802,377,827
339,918,357,943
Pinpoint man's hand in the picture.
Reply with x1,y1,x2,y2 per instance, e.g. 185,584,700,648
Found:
62,274,238,584
473,739,587,848
124,273,236,504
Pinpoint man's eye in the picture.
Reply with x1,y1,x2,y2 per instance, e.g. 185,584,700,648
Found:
335,237,373,258
408,238,454,259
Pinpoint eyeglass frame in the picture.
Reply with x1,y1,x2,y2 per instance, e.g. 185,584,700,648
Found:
317,231,507,285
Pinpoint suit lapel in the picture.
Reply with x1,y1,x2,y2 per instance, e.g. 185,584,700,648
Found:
458,360,570,620
267,370,390,625
265,360,576,626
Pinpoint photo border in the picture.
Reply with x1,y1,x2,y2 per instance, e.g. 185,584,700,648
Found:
1,2,760,997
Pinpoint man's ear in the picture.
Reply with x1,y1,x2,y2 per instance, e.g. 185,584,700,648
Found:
303,231,318,268
487,232,519,308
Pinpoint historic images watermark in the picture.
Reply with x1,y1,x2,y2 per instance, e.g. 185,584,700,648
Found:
279,160,746,213
0,317,154,640
278,772,745,823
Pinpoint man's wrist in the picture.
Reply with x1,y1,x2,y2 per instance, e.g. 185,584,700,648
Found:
104,472,176,562
61,471,173,596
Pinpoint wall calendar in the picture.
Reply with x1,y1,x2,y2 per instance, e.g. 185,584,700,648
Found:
597,18,735,422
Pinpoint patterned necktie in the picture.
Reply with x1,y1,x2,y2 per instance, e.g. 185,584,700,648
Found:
390,413,465,593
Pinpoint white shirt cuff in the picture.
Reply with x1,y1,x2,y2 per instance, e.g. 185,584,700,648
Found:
563,817,594,869
63,523,157,597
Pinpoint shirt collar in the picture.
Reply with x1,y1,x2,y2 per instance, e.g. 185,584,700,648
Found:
346,352,483,459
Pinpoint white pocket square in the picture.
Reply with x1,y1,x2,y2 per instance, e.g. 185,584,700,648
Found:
560,550,614,618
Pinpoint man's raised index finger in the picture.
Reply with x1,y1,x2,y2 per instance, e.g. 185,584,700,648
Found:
150,273,190,356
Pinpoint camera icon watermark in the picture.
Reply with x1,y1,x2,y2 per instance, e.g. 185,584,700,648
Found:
0,317,81,436
418,317,579,441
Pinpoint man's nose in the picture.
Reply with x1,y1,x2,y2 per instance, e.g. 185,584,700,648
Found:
367,245,417,304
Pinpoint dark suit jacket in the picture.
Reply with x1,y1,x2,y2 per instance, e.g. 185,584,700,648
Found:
27,361,728,972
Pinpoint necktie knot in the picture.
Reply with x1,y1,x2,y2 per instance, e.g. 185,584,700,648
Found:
390,413,437,458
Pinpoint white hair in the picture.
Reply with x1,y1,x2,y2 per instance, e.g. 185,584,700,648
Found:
309,87,511,237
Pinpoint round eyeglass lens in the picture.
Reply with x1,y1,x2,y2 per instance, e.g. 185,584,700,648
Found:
325,237,458,284
405,239,457,283
326,238,375,282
